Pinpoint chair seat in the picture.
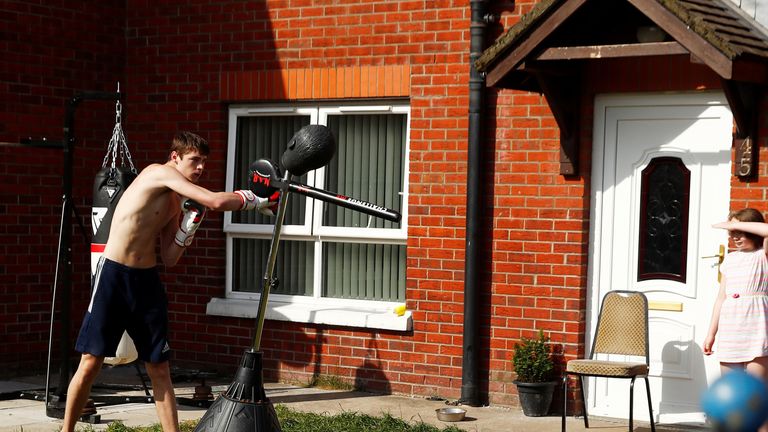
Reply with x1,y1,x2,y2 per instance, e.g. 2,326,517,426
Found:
566,359,648,377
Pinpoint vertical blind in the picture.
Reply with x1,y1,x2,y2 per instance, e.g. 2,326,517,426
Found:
324,114,405,229
233,238,313,296
322,242,406,301
232,115,311,226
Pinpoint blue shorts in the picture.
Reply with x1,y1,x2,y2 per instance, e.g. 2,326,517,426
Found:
75,257,170,363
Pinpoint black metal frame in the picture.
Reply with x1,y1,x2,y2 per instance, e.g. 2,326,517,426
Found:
17,91,162,422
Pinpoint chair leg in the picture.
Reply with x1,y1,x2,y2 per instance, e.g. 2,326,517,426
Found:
562,374,568,432
578,375,589,429
629,377,636,432
644,376,656,432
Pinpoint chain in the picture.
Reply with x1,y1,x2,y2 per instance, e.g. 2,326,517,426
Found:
101,98,136,174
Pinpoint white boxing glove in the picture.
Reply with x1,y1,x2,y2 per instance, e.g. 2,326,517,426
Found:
234,189,279,216
175,198,207,247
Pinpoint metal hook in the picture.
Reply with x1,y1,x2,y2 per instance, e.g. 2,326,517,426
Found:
115,82,122,123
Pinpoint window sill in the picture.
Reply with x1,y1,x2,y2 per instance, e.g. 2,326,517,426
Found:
205,298,413,332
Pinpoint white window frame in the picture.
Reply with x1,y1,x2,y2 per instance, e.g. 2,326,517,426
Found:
207,103,412,331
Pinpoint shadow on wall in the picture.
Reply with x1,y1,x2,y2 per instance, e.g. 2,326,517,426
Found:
263,323,391,405
129,0,286,374
353,333,391,394
262,307,391,397
0,2,127,374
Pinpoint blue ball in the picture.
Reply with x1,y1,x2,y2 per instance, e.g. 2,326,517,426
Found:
701,370,768,432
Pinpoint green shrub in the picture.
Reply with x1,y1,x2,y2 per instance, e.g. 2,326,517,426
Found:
512,330,554,383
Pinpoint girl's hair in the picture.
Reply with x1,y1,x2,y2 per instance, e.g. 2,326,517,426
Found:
169,131,210,158
729,208,765,246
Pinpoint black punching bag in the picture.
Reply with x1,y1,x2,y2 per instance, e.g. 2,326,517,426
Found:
91,167,136,276
280,124,336,176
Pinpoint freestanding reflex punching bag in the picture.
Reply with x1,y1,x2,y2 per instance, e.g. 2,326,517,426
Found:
194,125,337,432
194,125,404,432
91,98,138,366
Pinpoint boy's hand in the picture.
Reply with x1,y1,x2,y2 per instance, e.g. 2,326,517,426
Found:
234,189,279,216
175,198,207,247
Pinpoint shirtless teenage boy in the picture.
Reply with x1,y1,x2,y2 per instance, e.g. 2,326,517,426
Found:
62,131,275,432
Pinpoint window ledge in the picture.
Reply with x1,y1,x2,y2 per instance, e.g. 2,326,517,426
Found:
205,298,413,332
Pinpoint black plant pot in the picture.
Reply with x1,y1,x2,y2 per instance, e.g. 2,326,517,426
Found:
513,381,558,417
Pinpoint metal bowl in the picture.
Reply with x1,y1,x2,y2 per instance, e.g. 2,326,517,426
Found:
435,407,466,422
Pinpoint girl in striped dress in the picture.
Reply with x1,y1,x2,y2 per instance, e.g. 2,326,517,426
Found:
704,208,768,432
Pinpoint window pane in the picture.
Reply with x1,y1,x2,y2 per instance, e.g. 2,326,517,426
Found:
232,115,311,225
322,242,406,301
323,114,405,229
232,238,313,296
637,157,690,282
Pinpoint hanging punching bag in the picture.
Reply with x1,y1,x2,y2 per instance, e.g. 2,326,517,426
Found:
92,95,140,366
92,167,137,366
91,167,135,274
91,96,136,282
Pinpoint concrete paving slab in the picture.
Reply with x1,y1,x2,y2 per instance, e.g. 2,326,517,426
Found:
0,371,705,432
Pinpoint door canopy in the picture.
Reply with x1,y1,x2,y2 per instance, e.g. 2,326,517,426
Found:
476,0,768,176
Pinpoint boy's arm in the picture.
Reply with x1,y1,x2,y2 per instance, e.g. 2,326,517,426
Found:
156,164,274,212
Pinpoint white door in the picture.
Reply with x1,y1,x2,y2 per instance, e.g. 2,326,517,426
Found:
588,92,732,424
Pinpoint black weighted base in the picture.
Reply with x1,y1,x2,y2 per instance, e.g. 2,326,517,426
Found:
194,394,281,432
193,350,281,432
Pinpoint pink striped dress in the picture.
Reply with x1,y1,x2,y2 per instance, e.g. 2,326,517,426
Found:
717,249,768,363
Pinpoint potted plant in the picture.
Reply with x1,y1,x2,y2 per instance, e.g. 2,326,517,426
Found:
512,330,558,417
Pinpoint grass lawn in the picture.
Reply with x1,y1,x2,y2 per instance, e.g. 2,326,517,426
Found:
79,404,465,432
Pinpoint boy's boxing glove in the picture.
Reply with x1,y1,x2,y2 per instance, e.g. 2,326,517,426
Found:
234,189,279,216
175,198,207,247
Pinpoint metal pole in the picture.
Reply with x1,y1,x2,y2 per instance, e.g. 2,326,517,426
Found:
251,170,292,351
44,196,68,408
53,97,79,400
461,0,487,407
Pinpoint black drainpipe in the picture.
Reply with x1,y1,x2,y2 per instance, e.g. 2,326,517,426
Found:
461,0,487,407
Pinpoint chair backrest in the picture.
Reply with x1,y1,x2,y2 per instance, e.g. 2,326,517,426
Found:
589,290,649,362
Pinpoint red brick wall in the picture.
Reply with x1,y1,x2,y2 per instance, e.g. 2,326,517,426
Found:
118,0,478,401
0,0,125,376
4,0,767,411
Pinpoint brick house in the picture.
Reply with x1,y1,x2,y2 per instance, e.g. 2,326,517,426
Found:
2,0,768,425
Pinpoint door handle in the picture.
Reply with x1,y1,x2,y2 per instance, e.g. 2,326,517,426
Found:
700,245,725,264
701,245,725,282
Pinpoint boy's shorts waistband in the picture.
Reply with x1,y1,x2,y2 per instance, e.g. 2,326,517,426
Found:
102,257,159,274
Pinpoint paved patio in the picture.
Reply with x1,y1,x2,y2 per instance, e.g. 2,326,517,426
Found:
0,366,704,432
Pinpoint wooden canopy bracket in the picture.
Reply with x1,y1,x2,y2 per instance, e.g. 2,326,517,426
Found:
722,79,760,178
723,79,758,139
534,69,581,176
